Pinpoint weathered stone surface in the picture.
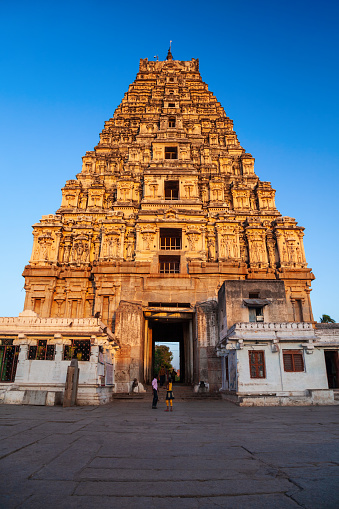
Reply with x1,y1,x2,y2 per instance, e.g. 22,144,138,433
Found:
1,400,338,508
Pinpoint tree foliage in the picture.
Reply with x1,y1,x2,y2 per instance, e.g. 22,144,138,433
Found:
320,314,336,323
154,344,173,374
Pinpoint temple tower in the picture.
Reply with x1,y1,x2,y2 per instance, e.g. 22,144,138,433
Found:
22,52,314,391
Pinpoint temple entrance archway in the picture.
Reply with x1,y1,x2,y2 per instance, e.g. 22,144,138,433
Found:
144,314,193,385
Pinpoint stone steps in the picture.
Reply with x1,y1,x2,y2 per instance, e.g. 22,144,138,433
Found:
113,384,222,401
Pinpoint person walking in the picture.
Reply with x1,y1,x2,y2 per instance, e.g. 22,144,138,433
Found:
164,378,174,412
152,374,158,409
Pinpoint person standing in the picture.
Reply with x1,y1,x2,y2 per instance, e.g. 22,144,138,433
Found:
152,375,158,409
159,365,166,387
164,378,174,412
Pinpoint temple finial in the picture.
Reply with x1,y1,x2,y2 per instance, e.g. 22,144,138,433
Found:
166,40,173,61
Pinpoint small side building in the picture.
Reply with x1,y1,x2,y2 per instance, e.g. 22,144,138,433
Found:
0,310,118,405
216,280,338,405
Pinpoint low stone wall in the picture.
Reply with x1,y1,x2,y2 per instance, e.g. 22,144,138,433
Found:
1,384,114,406
220,389,337,406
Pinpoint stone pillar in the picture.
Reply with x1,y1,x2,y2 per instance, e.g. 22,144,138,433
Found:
114,301,143,392
221,355,226,390
195,300,218,386
189,319,193,384
63,359,79,407
13,334,28,382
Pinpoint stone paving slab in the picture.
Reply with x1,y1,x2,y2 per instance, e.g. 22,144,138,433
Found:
12,493,303,509
77,466,263,482
74,477,295,497
0,400,338,508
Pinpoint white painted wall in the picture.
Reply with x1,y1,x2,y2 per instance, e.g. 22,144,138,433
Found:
236,345,329,394
281,348,328,392
14,344,115,387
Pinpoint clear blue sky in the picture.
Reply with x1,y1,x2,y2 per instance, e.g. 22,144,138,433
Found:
1,0,338,321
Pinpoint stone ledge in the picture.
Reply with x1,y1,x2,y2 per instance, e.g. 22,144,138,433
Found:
221,389,338,407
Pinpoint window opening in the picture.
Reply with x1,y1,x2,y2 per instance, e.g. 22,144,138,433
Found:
165,147,177,159
28,340,55,360
168,117,176,128
160,228,181,250
159,255,180,274
283,350,304,372
249,351,266,378
64,340,91,361
165,180,179,200
249,307,264,322
0,340,19,382
168,103,175,108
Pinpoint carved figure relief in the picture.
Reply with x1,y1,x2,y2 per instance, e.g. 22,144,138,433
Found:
187,233,199,251
142,232,155,250
93,238,101,261
246,234,268,267
126,237,135,260
106,235,120,258
37,233,53,261
79,192,88,209
207,237,215,262
266,234,276,269
63,240,72,264
71,236,90,264
219,235,237,259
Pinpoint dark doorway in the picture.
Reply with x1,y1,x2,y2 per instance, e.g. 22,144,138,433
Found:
150,320,185,382
325,351,339,388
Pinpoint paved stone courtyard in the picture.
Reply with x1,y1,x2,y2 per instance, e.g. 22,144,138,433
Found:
0,398,338,508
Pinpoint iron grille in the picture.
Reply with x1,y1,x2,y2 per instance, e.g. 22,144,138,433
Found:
64,340,91,361
28,340,55,360
0,345,19,382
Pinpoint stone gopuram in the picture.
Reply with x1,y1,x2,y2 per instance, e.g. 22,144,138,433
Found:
19,49,316,395
6,49,339,407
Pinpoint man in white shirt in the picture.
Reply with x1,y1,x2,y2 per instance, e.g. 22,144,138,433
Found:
152,375,158,409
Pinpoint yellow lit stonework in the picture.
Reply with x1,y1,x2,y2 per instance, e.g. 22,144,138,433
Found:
22,52,315,391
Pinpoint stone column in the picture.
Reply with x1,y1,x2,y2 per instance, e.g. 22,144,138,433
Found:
189,319,193,384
